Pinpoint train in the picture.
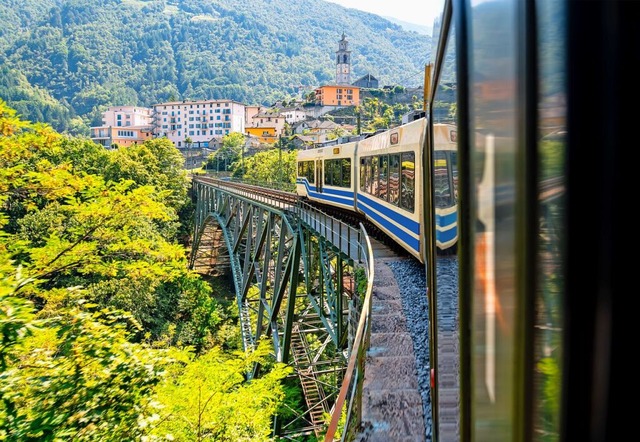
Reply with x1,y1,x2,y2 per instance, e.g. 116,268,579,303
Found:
416,0,625,441
296,118,458,262
310,0,624,439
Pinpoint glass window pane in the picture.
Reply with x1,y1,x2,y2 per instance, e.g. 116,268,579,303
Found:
401,152,415,212
468,0,518,438
342,158,351,188
389,154,400,205
332,159,341,186
379,155,388,201
308,161,314,183
371,156,379,197
324,160,332,185
533,0,566,439
365,157,373,195
434,150,451,208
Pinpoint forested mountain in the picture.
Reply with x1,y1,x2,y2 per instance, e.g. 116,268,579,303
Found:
0,0,431,134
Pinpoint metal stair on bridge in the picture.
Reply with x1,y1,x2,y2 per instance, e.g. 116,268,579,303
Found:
290,324,328,434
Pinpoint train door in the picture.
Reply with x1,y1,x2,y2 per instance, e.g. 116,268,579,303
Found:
316,159,323,193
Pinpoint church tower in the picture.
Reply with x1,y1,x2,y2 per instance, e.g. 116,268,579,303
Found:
335,33,351,85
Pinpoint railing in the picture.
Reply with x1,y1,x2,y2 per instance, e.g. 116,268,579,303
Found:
294,200,365,264
324,222,374,441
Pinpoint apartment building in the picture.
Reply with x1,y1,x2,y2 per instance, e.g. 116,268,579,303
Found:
90,106,154,148
102,106,153,127
91,126,153,148
152,99,246,148
314,85,361,107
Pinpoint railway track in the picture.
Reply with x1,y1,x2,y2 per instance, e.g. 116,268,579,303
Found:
193,177,409,260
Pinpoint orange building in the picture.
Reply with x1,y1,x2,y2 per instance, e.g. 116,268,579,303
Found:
245,126,277,144
90,126,153,148
314,85,361,107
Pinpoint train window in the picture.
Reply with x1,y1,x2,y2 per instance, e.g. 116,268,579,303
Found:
298,161,315,184
434,151,451,208
363,157,371,193
341,158,351,187
400,152,415,212
379,155,388,202
389,154,400,205
532,0,566,438
324,160,333,186
450,151,458,202
371,156,379,197
360,158,367,191
366,157,373,195
332,159,341,187
307,161,314,184
322,159,350,188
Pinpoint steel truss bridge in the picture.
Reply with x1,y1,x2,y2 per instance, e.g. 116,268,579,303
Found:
190,178,375,440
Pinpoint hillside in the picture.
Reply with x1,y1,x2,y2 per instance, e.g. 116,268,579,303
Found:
0,0,431,133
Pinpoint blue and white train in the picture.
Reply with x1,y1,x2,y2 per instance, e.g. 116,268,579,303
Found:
296,118,458,262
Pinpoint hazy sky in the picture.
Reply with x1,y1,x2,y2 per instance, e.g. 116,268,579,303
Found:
324,0,442,27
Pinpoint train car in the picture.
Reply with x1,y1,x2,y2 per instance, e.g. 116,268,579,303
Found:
422,0,625,441
432,123,458,251
295,118,460,261
295,142,357,211
354,117,426,261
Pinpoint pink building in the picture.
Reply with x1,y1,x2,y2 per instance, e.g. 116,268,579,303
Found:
90,106,154,148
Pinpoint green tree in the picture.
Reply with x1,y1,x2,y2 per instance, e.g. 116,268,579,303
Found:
1,101,290,441
239,148,297,185
212,132,244,173
153,341,292,441
0,302,168,441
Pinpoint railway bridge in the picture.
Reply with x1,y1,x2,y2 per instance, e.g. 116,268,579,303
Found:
190,177,380,440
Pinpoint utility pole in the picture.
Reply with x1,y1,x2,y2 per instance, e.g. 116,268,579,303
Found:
278,134,283,183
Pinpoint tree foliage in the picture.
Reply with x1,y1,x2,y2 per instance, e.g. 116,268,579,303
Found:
153,341,292,441
0,101,289,440
238,148,297,185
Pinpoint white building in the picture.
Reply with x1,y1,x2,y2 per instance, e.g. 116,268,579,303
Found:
101,106,153,128
280,107,308,124
90,106,154,148
152,100,246,148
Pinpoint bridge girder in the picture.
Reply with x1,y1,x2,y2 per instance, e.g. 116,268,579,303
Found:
191,180,366,437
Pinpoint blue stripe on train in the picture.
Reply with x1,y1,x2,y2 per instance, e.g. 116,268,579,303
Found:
297,179,355,207
435,210,457,226
297,179,355,203
356,199,421,253
436,225,458,244
357,193,420,235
